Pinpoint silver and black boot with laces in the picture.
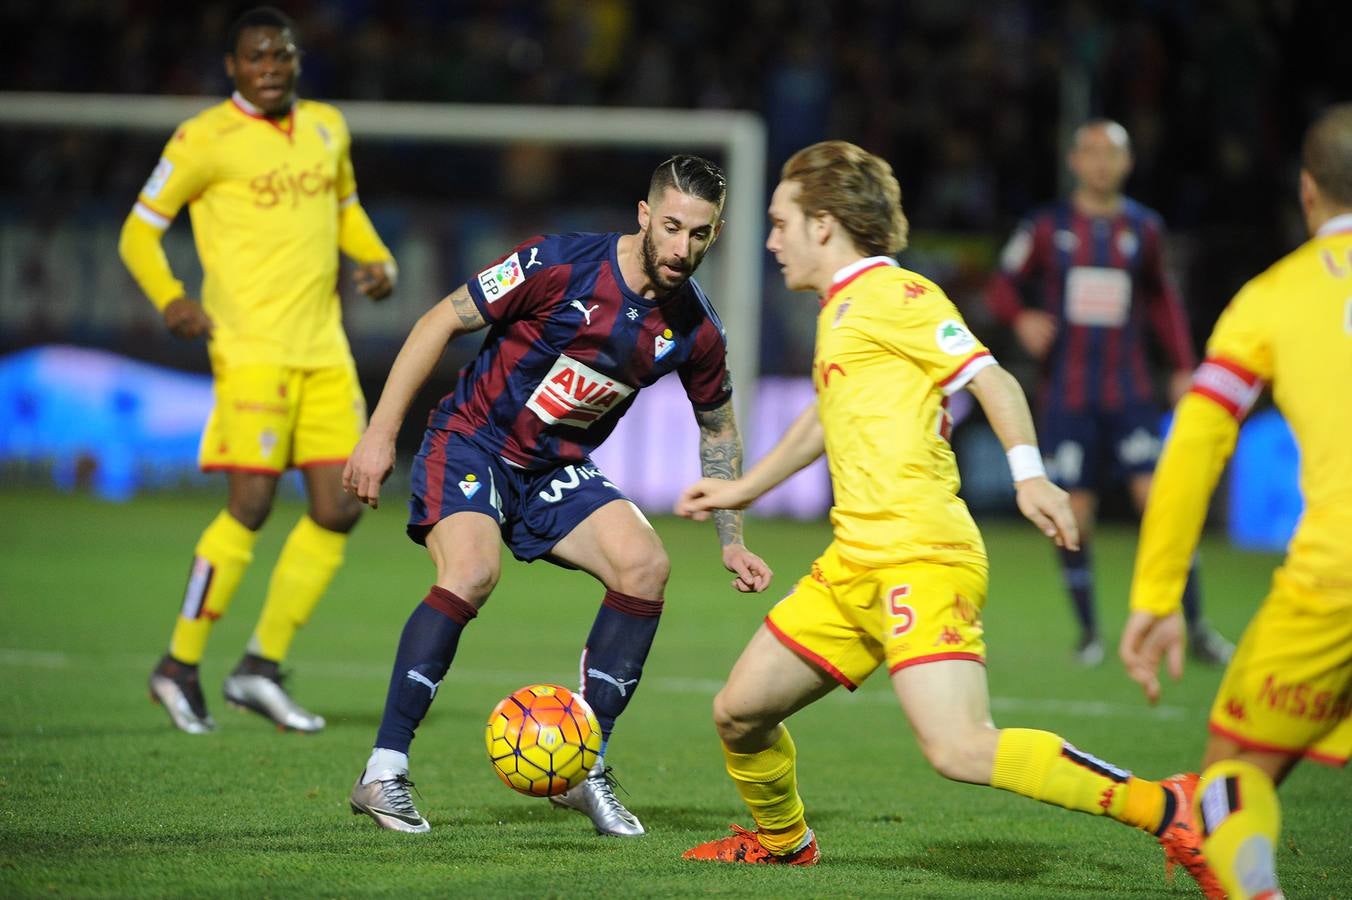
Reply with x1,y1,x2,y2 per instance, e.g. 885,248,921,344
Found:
549,764,645,836
349,770,431,833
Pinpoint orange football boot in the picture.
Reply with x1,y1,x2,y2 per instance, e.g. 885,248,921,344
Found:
1158,773,1227,899
682,824,820,866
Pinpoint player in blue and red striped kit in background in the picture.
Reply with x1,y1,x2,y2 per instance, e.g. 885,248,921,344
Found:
341,155,772,836
986,120,1232,667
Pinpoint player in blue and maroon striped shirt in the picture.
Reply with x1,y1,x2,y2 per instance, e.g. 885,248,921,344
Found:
986,120,1231,668
341,155,772,837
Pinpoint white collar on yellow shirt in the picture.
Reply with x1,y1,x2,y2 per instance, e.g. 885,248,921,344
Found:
1316,212,1352,237
831,255,898,287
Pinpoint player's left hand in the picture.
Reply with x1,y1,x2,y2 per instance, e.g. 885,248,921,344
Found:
722,543,772,593
675,477,755,521
354,260,396,301
1119,609,1186,704
1014,476,1079,549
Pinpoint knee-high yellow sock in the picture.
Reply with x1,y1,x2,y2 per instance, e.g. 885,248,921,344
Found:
248,516,347,662
169,511,257,664
990,728,1166,831
722,726,808,854
1196,760,1283,900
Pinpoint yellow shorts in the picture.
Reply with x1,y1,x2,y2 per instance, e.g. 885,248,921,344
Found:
1208,567,1352,766
764,542,988,690
198,361,366,474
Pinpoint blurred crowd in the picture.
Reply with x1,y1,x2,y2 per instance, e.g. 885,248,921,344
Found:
2,0,1350,369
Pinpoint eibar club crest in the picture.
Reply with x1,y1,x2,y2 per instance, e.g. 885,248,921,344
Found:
458,473,481,499
654,328,675,361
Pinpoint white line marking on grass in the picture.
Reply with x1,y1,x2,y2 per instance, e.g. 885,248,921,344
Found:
0,648,71,668
0,647,1191,720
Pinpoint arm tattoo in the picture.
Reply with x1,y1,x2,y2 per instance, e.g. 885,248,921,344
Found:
449,287,487,331
695,397,745,547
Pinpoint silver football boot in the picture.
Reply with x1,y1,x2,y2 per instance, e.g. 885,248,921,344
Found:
148,655,215,734
550,764,645,836
222,657,325,733
1189,621,1235,666
349,770,431,833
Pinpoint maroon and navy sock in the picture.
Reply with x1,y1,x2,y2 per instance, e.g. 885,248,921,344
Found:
374,586,477,754
1181,558,1203,627
1057,543,1097,639
579,590,663,744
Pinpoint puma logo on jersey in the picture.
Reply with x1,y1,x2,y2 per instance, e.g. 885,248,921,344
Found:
527,355,635,428
569,300,599,325
587,668,638,697
525,246,542,269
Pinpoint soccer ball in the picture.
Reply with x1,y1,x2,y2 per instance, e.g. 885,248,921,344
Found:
485,683,601,797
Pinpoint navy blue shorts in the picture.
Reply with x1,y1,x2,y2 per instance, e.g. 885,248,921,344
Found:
1039,406,1163,491
407,430,628,564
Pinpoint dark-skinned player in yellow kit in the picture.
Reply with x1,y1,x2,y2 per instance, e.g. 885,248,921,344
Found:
119,6,396,735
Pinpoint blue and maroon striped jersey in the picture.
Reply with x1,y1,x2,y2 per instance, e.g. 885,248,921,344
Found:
430,232,731,469
986,198,1196,413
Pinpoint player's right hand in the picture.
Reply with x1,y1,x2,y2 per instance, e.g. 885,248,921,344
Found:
675,477,754,521
162,297,213,340
343,432,396,509
1013,309,1057,360
1014,476,1079,549
1119,609,1186,705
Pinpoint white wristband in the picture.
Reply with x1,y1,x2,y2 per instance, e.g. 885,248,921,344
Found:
1007,444,1045,483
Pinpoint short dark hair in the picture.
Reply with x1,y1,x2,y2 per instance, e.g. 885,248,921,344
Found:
648,155,726,210
781,140,909,256
226,6,298,56
1303,103,1352,207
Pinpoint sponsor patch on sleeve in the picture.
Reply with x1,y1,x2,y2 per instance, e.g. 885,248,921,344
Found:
141,158,174,200
935,319,978,355
476,252,526,304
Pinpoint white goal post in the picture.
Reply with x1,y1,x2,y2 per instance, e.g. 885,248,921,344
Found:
0,91,766,427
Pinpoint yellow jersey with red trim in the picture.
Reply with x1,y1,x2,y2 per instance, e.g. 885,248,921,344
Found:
814,257,996,569
1131,215,1352,613
124,94,391,368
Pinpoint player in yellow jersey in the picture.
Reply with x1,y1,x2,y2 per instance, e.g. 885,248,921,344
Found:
1121,104,1352,900
676,141,1218,893
118,7,396,735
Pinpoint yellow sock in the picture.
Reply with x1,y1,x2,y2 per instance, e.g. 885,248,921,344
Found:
990,728,1163,831
722,726,809,854
169,511,257,664
248,516,347,662
1196,760,1282,900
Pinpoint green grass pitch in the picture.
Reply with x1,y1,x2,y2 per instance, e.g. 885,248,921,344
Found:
1,489,1347,898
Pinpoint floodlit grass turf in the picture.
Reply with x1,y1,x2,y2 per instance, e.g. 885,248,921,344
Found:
0,489,1348,898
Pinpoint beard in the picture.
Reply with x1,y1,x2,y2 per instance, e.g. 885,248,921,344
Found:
641,228,694,294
